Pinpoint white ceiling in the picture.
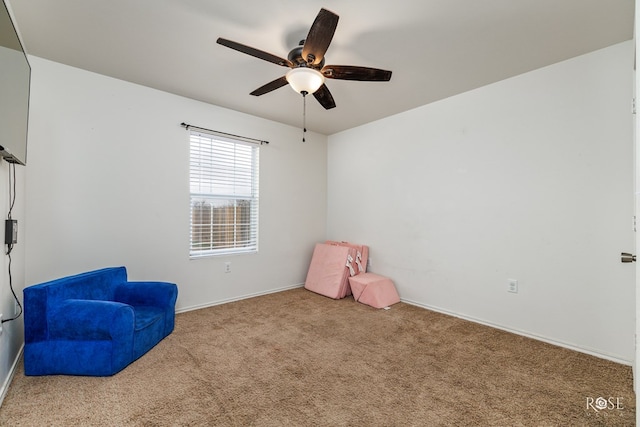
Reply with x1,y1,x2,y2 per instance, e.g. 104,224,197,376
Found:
7,0,635,135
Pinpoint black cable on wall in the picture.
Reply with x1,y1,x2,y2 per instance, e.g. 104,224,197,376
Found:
3,161,21,323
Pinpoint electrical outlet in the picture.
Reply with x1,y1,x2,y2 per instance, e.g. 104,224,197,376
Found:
14,300,19,316
508,279,518,293
224,261,231,273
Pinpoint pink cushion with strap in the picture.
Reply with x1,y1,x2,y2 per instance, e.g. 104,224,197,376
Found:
325,241,369,275
305,243,355,299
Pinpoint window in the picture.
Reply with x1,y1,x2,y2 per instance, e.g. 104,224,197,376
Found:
189,130,259,257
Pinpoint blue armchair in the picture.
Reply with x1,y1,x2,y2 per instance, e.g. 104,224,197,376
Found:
23,266,178,376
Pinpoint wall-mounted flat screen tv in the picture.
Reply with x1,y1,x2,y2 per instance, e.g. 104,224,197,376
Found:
0,0,30,165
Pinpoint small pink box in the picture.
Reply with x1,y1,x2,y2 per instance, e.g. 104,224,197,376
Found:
348,273,400,309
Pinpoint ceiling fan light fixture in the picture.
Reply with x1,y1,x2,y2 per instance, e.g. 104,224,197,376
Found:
286,67,325,94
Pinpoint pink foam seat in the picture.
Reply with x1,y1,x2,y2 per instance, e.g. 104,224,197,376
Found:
348,273,400,309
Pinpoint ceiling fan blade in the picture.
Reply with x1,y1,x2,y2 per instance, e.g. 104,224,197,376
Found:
322,65,392,81
250,76,289,96
301,8,339,66
217,38,293,68
313,84,336,110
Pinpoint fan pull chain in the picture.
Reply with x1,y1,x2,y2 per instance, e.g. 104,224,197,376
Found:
301,91,308,142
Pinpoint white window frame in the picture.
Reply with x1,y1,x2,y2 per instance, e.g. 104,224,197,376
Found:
189,129,259,258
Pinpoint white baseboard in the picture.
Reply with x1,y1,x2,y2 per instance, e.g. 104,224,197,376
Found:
401,298,632,367
176,283,305,314
0,344,23,408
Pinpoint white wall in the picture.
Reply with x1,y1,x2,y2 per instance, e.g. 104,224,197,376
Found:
0,0,28,404
327,41,635,363
0,160,25,403
24,57,327,311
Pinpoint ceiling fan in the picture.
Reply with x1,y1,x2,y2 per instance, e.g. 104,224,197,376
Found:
216,7,392,110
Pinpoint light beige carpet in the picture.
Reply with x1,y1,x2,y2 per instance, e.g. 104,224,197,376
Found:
0,287,635,426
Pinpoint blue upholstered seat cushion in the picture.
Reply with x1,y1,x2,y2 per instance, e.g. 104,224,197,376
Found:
48,299,134,340
133,306,164,331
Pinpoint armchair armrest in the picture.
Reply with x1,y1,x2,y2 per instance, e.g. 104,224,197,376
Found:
48,299,134,341
114,281,178,308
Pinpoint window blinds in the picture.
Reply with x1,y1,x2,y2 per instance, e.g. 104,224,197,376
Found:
189,130,259,257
